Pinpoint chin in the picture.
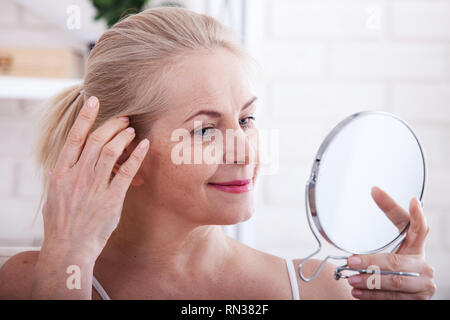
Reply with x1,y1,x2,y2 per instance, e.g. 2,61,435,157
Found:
214,207,254,226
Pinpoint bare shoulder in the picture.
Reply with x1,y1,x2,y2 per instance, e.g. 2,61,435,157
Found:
292,258,355,300
0,250,40,299
226,239,293,299
230,237,355,300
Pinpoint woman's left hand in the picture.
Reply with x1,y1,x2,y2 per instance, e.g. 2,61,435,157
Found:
346,186,436,300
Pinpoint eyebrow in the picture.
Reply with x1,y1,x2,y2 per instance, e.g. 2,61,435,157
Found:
183,96,258,124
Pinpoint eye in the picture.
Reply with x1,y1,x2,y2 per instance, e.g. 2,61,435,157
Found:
191,116,256,138
240,116,256,127
193,126,214,138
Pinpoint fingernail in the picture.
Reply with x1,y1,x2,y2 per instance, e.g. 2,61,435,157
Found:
139,139,149,149
348,256,362,267
119,116,129,122
87,96,98,109
126,127,134,134
353,289,362,296
415,197,422,208
349,275,362,285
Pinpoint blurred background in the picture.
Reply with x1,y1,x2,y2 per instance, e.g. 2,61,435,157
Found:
0,0,449,298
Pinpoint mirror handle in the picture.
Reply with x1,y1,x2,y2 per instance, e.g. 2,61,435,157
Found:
298,252,334,282
334,265,420,280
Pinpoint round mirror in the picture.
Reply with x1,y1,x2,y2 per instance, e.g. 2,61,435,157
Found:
307,111,426,254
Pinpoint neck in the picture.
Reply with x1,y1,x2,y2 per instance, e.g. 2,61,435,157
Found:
97,187,236,281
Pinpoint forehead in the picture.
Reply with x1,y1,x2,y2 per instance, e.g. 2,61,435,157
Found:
163,49,252,115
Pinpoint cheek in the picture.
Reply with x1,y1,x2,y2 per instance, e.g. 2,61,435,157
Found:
175,163,217,189
251,128,260,158
147,144,216,190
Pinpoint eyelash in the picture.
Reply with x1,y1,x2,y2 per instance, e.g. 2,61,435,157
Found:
192,116,256,137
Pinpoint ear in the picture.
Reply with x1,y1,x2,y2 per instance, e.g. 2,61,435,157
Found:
112,146,145,187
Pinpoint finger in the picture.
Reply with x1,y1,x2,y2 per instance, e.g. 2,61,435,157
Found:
94,126,136,185
110,138,149,196
371,186,410,232
75,116,130,170
347,253,426,273
351,288,420,300
348,273,430,293
397,197,429,255
55,96,99,169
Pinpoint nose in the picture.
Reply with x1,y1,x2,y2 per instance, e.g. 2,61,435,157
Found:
222,126,258,165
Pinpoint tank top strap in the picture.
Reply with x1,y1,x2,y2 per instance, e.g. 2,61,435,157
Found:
284,257,300,300
92,275,111,300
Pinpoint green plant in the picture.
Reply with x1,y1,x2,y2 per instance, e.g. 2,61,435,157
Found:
92,0,151,28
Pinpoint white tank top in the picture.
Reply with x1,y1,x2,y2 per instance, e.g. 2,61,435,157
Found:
92,257,300,300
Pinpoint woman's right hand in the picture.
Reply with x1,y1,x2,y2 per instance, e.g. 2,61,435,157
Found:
42,96,150,259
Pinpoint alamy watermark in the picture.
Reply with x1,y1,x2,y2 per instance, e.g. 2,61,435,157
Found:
366,5,382,31
66,264,81,290
366,265,381,290
66,5,81,30
170,121,280,175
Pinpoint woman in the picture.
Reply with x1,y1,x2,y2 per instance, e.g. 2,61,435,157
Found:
0,7,435,300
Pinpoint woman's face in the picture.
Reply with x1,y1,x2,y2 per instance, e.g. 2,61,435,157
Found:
136,48,260,225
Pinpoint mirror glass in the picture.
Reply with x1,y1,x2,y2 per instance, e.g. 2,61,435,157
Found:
309,112,425,254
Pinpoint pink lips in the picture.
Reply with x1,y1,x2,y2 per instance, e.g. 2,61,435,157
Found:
208,179,252,193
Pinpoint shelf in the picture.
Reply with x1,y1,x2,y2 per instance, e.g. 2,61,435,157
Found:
0,76,82,100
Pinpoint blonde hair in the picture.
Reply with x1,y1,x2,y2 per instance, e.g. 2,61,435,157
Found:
31,7,258,226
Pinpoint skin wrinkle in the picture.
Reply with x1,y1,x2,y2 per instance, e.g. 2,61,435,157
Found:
182,96,258,126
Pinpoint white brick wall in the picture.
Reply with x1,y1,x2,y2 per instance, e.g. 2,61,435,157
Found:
262,42,326,78
331,43,450,79
252,0,450,299
269,82,388,119
391,84,450,123
392,1,450,38
268,0,389,38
